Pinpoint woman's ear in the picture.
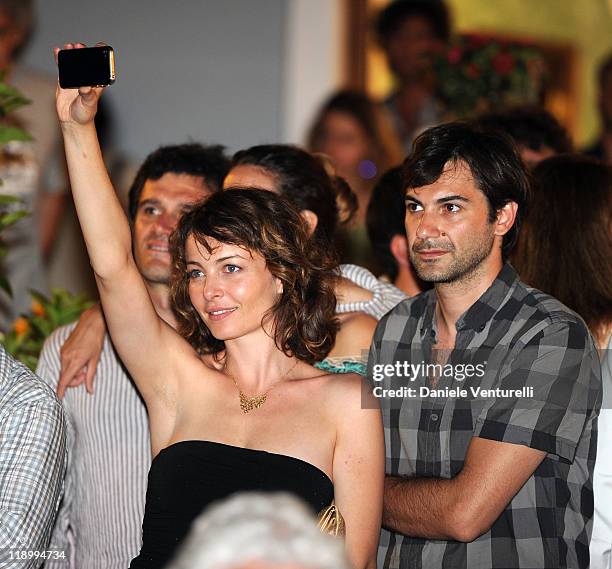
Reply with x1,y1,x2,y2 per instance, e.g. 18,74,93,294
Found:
299,209,319,237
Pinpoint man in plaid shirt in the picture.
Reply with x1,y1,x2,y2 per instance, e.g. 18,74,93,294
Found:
368,123,601,569
0,345,66,567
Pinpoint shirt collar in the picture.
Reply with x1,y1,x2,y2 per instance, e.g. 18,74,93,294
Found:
420,263,519,339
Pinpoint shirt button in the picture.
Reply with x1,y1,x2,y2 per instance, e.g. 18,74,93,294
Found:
431,413,439,421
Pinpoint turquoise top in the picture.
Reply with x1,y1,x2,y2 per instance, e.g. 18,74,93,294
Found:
315,357,367,376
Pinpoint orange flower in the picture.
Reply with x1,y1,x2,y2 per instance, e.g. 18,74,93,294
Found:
31,300,46,317
13,317,29,337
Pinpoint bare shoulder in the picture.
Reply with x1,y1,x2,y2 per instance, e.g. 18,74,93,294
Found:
319,370,378,411
331,312,377,358
340,311,377,333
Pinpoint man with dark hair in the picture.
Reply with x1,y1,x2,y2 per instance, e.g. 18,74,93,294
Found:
368,122,601,569
584,53,612,164
36,143,229,569
376,0,451,151
126,143,228,221
478,106,573,167
366,166,424,296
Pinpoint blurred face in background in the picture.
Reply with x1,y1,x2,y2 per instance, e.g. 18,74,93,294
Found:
518,145,556,169
0,9,26,70
315,111,371,181
384,16,443,82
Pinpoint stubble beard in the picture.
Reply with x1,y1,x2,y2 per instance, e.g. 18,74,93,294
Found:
142,268,171,287
410,230,495,285
135,252,172,287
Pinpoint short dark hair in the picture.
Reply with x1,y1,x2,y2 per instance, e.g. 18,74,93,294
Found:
0,0,34,57
366,166,405,281
230,145,356,245
404,122,529,259
170,189,339,364
128,143,229,222
376,0,451,44
477,106,572,154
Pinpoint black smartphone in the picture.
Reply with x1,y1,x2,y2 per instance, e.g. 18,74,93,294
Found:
58,46,116,89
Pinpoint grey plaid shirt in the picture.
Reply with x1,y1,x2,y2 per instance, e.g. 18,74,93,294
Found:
0,346,67,567
368,264,601,569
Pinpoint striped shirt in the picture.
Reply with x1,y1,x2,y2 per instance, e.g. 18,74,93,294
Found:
368,264,602,569
338,264,407,319
36,324,150,569
0,346,66,568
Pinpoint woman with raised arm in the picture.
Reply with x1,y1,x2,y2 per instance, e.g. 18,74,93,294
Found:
57,146,407,392
55,43,383,569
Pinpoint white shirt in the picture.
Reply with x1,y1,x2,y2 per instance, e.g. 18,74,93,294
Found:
36,323,151,569
591,334,612,569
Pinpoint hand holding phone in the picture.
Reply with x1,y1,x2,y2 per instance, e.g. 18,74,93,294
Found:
55,43,108,127
58,45,115,89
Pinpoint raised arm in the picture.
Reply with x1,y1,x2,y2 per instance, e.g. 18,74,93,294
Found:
55,43,191,411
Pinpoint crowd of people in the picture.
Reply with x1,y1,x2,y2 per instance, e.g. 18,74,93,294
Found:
0,1,610,569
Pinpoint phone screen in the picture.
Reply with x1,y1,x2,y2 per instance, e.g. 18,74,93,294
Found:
58,46,115,89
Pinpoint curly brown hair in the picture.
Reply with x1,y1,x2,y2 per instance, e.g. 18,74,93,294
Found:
170,188,339,364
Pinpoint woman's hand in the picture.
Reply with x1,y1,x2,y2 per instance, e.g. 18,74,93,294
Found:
54,43,104,126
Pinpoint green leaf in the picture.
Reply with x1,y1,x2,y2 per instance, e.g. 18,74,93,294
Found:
0,82,31,115
0,81,31,99
0,210,29,230
0,194,19,205
28,289,50,306
0,125,32,144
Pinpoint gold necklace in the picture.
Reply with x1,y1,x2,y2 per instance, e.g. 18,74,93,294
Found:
225,360,298,414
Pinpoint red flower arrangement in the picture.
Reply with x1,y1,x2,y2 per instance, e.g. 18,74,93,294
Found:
433,34,545,118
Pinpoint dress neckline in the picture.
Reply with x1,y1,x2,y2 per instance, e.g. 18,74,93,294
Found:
154,439,333,485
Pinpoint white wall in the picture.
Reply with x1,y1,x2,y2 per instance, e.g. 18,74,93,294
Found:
22,0,344,156
22,0,286,160
282,0,343,145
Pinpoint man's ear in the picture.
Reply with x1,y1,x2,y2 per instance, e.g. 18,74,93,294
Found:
390,234,410,268
494,201,518,237
299,209,319,237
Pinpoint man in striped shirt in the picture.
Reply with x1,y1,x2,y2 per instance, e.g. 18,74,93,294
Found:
368,123,601,568
36,143,229,569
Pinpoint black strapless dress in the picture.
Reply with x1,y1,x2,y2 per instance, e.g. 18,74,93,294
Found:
129,440,334,569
